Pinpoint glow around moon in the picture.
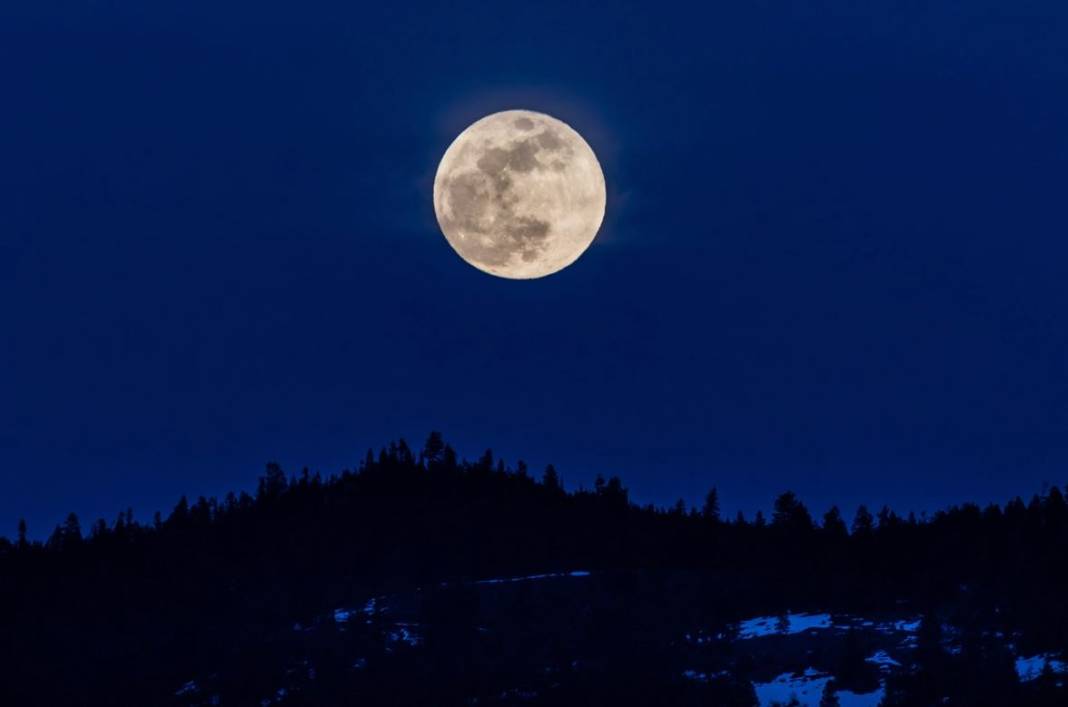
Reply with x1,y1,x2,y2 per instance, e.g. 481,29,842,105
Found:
433,110,606,279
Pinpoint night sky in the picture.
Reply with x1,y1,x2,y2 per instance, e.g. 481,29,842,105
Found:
4,1,1068,536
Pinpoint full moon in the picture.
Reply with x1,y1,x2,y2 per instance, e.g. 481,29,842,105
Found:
433,110,606,279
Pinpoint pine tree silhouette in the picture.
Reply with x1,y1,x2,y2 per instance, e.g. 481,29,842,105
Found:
821,506,847,538
851,505,874,535
772,491,813,532
702,487,721,523
542,464,562,493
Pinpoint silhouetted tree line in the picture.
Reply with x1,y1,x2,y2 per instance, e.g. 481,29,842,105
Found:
1,433,1066,705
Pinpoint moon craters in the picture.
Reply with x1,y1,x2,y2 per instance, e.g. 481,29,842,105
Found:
434,110,606,279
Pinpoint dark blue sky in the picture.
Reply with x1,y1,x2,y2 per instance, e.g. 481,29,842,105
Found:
4,1,1068,536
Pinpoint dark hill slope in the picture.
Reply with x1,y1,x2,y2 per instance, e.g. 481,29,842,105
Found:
2,435,1067,705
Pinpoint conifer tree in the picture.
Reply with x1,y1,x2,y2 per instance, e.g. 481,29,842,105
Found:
852,505,874,535
702,487,721,523
822,506,847,537
63,512,82,544
421,431,445,466
772,491,813,531
258,462,287,499
542,464,562,493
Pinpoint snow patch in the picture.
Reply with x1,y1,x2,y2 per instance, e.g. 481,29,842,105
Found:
754,668,830,706
866,650,902,669
739,613,832,639
1016,654,1068,682
388,623,422,647
754,669,884,707
893,619,921,633
837,686,886,707
476,570,592,585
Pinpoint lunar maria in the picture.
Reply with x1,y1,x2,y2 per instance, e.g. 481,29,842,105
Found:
433,110,606,279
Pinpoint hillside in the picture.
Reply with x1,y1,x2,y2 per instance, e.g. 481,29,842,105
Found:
2,434,1067,706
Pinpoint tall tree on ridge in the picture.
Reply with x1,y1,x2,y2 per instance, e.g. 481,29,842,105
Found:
702,487,721,523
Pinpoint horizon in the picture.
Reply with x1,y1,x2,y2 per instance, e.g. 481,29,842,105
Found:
11,432,1064,541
